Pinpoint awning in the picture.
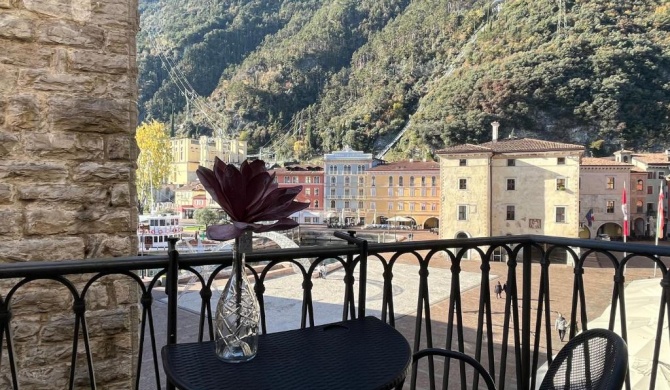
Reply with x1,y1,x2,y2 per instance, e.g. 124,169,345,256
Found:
387,216,413,223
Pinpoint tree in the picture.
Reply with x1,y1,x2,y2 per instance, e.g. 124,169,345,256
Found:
136,120,173,213
194,208,221,228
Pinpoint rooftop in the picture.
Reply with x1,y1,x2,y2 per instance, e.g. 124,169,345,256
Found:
632,153,670,165
368,160,439,172
580,157,632,167
436,137,584,154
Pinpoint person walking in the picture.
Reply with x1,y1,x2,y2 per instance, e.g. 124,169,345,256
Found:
502,282,507,297
555,313,568,342
494,281,502,299
319,263,328,279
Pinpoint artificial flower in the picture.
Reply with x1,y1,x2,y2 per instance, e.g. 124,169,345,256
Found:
196,158,309,241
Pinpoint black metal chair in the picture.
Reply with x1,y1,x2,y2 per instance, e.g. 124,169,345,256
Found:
539,328,628,390
413,348,496,390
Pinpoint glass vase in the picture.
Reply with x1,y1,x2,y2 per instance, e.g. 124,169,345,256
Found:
215,247,260,362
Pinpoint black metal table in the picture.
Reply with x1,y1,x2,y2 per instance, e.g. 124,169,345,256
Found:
162,316,412,390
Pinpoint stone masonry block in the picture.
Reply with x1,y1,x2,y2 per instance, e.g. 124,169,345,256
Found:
69,50,129,75
0,0,13,9
72,161,131,182
0,13,33,40
0,130,19,157
23,131,104,160
18,184,107,203
19,69,96,93
110,184,130,207
38,20,104,48
106,134,131,160
23,0,76,20
48,96,129,134
0,183,13,203
7,94,40,130
0,208,23,235
0,237,85,261
0,64,19,95
25,208,79,235
0,161,68,183
0,42,53,68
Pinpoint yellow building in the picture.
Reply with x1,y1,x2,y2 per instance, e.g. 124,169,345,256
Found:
364,161,440,229
170,136,248,185
436,123,584,241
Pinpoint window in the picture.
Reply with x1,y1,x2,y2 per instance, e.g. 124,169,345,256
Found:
344,189,350,197
330,188,336,196
314,188,319,196
636,179,643,191
431,203,437,211
556,178,566,190
459,179,467,190
660,172,666,180
329,166,337,174
292,176,298,183
507,179,516,191
398,203,403,211
431,188,437,197
358,165,366,173
421,203,426,211
606,200,615,213
330,200,335,208
397,188,403,197
284,176,290,183
607,177,615,189
388,202,393,211
421,177,426,186
507,159,515,166
557,157,566,165
344,201,350,208
305,176,312,184
358,201,364,209
344,177,350,186
636,200,643,213
314,200,319,208
388,177,394,187
398,177,404,187
648,186,653,195
555,207,566,223
305,188,311,196
458,205,467,221
370,202,376,210
648,172,655,180
409,203,415,211
344,165,352,174
330,176,336,185
314,176,320,184
410,176,415,186
358,188,364,196
647,203,654,213
459,159,467,166
431,176,436,187
358,177,364,185
506,205,515,220
388,188,393,197
371,176,376,187
371,188,376,196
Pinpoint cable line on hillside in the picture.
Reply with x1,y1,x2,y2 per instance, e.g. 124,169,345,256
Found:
376,0,506,159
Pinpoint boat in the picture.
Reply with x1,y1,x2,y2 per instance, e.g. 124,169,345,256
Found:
138,214,183,252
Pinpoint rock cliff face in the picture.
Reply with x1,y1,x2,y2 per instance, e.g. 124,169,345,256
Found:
0,0,140,387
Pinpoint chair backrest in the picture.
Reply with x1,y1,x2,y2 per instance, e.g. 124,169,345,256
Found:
539,328,628,390
413,348,497,390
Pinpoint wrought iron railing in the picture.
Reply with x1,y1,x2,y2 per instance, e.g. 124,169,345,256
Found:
0,233,668,390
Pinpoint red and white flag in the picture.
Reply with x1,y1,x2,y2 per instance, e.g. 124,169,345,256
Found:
658,186,665,239
621,182,628,237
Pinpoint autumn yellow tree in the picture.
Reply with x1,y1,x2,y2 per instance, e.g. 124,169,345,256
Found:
136,120,173,213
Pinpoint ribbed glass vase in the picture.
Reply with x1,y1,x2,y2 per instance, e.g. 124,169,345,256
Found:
214,239,260,362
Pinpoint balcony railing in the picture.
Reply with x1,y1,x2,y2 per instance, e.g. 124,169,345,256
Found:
0,234,668,389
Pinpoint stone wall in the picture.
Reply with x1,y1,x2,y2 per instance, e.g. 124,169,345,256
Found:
0,0,140,388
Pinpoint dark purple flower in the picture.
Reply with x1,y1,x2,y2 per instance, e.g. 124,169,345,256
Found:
196,158,310,241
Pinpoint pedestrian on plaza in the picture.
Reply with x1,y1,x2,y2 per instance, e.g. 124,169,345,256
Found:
494,281,502,299
319,263,328,279
555,313,568,342
502,282,507,297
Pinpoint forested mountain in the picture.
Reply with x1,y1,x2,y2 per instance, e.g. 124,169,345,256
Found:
138,0,670,160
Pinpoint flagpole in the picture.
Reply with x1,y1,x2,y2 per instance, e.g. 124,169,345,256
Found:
622,181,628,273
654,183,664,278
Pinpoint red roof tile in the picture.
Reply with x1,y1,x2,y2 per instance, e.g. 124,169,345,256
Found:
437,138,584,154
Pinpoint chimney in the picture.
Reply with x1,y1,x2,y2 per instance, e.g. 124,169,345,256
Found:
666,149,670,161
491,121,500,142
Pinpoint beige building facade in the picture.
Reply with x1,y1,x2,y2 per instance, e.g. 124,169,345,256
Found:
364,161,440,229
437,124,584,241
171,136,247,185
